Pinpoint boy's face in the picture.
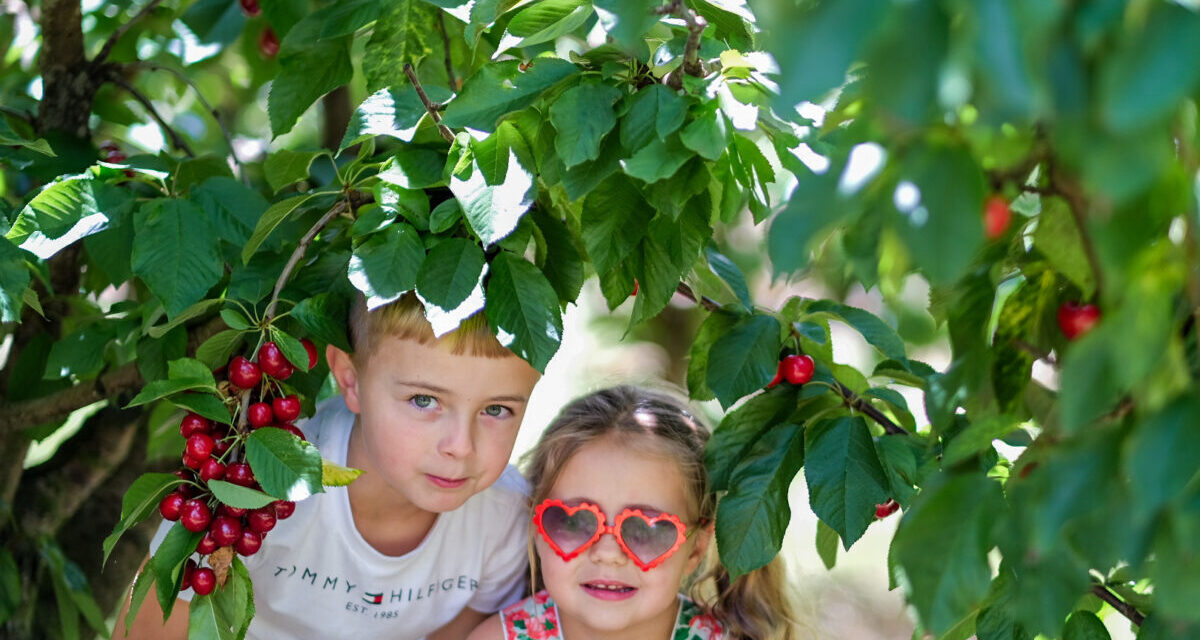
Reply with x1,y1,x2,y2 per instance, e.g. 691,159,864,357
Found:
328,334,540,514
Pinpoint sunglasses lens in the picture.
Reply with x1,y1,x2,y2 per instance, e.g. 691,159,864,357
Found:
619,515,682,564
540,505,599,554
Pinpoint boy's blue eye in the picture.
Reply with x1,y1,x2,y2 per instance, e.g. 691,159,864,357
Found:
483,405,511,418
411,395,438,410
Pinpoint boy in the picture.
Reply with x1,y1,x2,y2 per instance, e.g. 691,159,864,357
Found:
115,294,543,638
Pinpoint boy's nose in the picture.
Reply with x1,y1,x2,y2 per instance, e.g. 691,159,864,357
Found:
437,416,475,458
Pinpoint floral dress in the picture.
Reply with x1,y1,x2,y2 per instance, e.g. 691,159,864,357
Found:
500,590,725,640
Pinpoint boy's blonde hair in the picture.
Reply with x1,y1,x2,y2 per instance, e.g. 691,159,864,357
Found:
522,385,799,640
347,293,513,359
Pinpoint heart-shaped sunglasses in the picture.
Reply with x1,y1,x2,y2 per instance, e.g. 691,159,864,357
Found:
533,499,689,571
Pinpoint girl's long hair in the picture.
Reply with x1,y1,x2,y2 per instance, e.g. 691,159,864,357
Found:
523,385,798,640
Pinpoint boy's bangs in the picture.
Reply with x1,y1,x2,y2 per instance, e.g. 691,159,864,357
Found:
352,294,514,359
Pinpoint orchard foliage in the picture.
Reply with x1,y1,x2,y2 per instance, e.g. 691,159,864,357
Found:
2,0,1200,639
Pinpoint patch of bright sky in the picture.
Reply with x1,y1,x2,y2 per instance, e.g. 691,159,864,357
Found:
839,142,885,195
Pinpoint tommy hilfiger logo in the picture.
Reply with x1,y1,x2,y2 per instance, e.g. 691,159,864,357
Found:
273,566,482,605
362,592,384,605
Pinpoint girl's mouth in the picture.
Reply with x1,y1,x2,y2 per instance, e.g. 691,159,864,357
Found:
581,581,636,601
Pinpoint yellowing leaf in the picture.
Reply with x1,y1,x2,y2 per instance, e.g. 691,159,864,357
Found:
322,459,364,486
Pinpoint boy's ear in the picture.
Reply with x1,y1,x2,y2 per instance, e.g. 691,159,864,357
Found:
326,345,362,413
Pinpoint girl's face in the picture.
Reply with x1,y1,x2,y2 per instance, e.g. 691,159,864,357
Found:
534,433,711,639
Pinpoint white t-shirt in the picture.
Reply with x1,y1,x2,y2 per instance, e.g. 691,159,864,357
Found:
150,397,530,639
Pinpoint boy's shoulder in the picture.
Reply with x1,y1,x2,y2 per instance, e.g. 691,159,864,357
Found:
471,465,528,507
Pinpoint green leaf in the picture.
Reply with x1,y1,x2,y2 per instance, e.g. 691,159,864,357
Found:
805,416,891,548
705,245,752,312
195,330,246,371
126,370,218,408
417,237,486,312
680,107,730,161
484,252,563,372
531,208,584,303
1063,611,1111,640
706,383,797,491
549,82,623,167
942,414,1022,467
347,222,425,308
769,0,887,106
892,474,1003,636
103,473,180,566
375,184,431,231
621,134,694,184
620,85,689,152
715,423,805,579
6,176,133,259
270,326,311,373
592,0,660,49
0,237,30,323
264,149,321,194
191,177,268,259
0,117,54,156
378,147,447,190
207,480,278,509
171,393,234,426
705,313,783,409
268,37,355,137
44,324,112,380
441,59,580,131
245,427,325,501
0,549,19,626
1126,394,1200,521
451,125,537,247
580,174,653,277
192,558,254,640
806,298,908,365
429,198,463,234
363,0,437,92
151,524,203,616
815,519,839,570
628,203,711,327
291,293,353,353
1099,3,1200,133
687,308,741,402
341,86,453,150
1032,198,1094,299
188,591,235,640
219,309,253,331
498,0,593,52
241,192,324,264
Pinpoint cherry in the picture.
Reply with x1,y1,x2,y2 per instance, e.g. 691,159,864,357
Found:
213,436,232,457
209,515,243,547
173,469,194,482
1057,301,1100,341
247,402,274,428
228,356,262,389
273,500,296,519
983,195,1011,240
185,433,215,460
301,338,319,369
272,395,301,422
105,150,127,163
182,452,205,470
180,499,212,533
180,413,212,438
195,532,219,555
159,492,185,521
258,27,280,58
278,423,306,441
199,458,226,482
247,507,277,534
258,342,295,380
191,567,216,596
99,140,120,154
220,504,249,518
766,361,784,389
874,499,900,519
239,0,261,16
235,530,263,556
181,559,197,590
630,280,639,297
225,462,256,488
781,354,815,385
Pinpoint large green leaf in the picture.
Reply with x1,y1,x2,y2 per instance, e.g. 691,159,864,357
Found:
549,82,623,167
0,237,28,323
347,222,425,308
621,134,694,184
441,59,579,131
103,473,180,566
580,174,652,277
805,416,891,548
264,150,322,194
531,208,584,304
686,308,741,402
805,299,908,364
704,313,782,409
892,474,1003,636
341,86,453,150
417,237,486,312
705,383,797,491
268,37,355,137
1062,611,1111,640
498,0,593,52
715,423,805,579
191,177,268,257
207,480,277,510
484,252,563,372
451,125,537,247
241,191,328,264
1125,395,1200,521
131,199,223,318
378,147,446,190
767,0,888,106
619,85,689,152
291,293,352,353
592,0,659,49
7,176,133,260
1098,3,1200,133
150,524,203,615
363,0,437,92
245,427,324,501
627,203,710,328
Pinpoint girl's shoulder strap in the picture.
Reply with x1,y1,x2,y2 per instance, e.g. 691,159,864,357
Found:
500,590,563,640
674,595,727,640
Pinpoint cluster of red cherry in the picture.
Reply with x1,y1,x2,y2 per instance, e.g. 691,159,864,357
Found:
156,338,316,595
237,0,279,58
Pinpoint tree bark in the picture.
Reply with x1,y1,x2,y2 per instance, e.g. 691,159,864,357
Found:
320,86,352,152
36,0,95,137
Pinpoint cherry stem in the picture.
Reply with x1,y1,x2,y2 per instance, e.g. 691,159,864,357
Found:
675,282,721,311
404,63,454,143
1091,584,1145,627
108,75,195,157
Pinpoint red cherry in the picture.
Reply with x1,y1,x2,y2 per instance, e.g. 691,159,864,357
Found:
213,436,232,457
258,27,280,58
195,532,219,555
199,458,226,482
630,280,639,297
258,342,295,380
191,567,216,596
99,140,120,153
180,499,212,532
181,559,197,590
235,529,263,556
1057,301,1100,341
239,0,261,16
874,499,900,519
247,507,277,534
159,492,185,521
766,361,784,389
180,413,212,438
983,195,1012,240
272,395,301,422
273,500,296,519
182,452,205,470
301,338,319,369
173,469,194,482
228,356,262,389
185,433,215,460
220,504,249,518
278,423,306,441
225,462,256,487
247,402,274,428
781,354,815,385
209,515,242,547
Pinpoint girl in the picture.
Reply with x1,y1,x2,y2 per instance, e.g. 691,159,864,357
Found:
469,385,797,640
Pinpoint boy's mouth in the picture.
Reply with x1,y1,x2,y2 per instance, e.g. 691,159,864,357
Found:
581,580,636,601
426,474,468,489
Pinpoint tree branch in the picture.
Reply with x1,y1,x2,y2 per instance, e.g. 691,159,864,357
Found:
1048,161,1105,298
656,0,707,89
262,197,357,325
1091,584,1145,627
110,76,195,157
94,0,166,65
404,63,454,143
675,282,721,312
437,13,458,91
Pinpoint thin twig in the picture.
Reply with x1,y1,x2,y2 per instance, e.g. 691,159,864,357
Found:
1012,338,1056,367
404,63,454,142
127,61,245,181
109,76,194,157
1091,584,1145,627
656,0,707,89
437,13,457,91
263,198,352,324
675,282,721,311
94,0,166,65
1049,162,1105,298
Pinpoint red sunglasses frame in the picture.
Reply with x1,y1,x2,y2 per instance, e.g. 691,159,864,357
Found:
533,499,688,571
